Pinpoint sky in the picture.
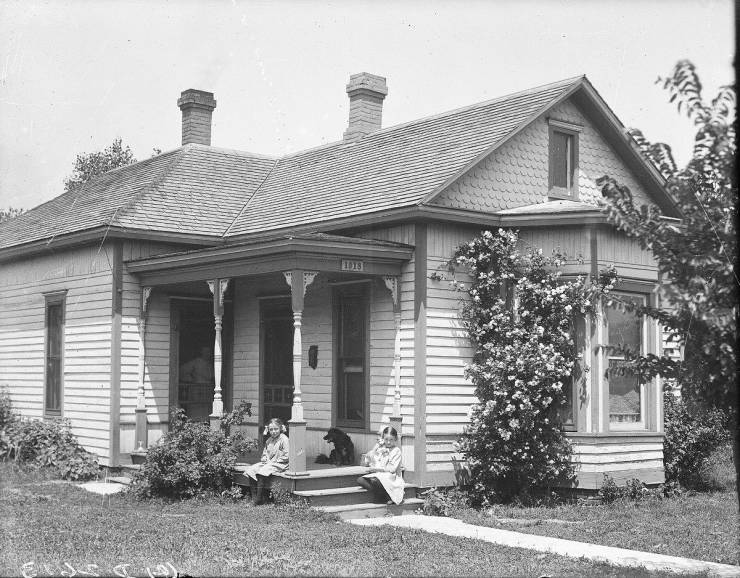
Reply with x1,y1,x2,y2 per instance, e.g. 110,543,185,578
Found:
0,0,734,211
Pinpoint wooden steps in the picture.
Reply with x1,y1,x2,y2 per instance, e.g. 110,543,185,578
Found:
293,483,417,507
233,464,422,519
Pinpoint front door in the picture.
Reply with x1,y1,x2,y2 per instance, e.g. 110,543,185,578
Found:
260,299,294,424
170,298,232,422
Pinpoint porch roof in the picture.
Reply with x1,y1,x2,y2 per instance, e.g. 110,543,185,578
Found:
125,232,414,286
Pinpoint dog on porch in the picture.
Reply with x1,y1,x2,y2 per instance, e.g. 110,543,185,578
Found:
315,427,355,466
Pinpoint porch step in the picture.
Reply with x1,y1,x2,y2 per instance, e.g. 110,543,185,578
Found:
316,498,424,520
233,465,372,492
293,484,417,507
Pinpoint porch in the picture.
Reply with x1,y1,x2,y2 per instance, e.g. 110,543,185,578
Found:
124,233,415,476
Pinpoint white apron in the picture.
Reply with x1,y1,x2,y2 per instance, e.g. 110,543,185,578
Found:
363,445,404,504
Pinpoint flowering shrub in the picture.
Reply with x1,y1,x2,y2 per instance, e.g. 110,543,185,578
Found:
132,402,258,500
453,229,612,504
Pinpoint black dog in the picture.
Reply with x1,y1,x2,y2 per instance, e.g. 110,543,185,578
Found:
321,427,355,466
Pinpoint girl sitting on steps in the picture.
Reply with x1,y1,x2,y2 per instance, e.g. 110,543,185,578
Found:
244,418,289,505
356,426,404,505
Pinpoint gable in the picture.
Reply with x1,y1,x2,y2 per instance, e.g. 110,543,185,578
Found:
431,97,653,213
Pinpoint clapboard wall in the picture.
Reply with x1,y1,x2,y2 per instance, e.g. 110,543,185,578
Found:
0,243,115,464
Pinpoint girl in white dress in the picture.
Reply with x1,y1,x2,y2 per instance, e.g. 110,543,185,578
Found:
245,418,289,504
357,426,404,505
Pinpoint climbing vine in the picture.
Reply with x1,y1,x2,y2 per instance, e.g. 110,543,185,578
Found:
452,229,614,504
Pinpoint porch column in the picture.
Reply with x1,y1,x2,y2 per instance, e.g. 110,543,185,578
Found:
283,269,318,472
134,287,152,452
383,276,403,435
207,278,230,430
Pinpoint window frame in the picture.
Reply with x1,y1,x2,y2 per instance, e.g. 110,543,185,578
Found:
548,119,581,200
44,290,67,417
560,314,587,432
332,281,371,431
605,290,648,431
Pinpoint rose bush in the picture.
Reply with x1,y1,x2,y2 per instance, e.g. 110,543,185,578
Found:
453,229,613,504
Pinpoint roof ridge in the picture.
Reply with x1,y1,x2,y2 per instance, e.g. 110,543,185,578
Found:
183,142,278,160
222,157,280,237
368,75,585,138
272,75,585,164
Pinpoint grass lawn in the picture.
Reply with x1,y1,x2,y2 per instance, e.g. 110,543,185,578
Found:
0,464,680,578
450,491,739,566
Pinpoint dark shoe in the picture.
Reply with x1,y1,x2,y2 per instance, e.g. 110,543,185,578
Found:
253,485,265,506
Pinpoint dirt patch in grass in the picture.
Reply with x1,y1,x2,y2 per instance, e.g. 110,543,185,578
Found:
452,492,739,566
0,463,678,577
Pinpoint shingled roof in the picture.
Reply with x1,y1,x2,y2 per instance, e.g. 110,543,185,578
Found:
2,74,640,253
0,146,275,250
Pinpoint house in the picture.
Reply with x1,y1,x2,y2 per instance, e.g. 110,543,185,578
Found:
0,73,680,490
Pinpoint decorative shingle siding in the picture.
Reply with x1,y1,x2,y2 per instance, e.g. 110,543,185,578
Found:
432,98,652,212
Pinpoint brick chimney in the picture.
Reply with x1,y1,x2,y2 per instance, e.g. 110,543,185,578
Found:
177,89,217,146
343,73,388,142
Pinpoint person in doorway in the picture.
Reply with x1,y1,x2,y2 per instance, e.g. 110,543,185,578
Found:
179,345,214,383
244,418,290,505
356,426,404,505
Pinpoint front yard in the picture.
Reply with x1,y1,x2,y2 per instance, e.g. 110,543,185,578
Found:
0,464,683,578
448,490,739,566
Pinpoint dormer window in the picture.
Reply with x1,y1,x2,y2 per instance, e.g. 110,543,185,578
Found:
548,119,581,199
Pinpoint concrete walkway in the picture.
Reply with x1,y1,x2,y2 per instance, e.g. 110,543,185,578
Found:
349,514,740,577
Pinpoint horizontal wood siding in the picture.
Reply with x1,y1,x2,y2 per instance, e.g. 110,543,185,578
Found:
570,435,665,489
424,224,478,472
517,227,591,275
139,291,171,424
596,227,657,279
119,241,187,452
0,244,114,463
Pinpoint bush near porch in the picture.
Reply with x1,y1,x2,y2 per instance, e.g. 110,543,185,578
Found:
0,387,99,481
131,403,258,500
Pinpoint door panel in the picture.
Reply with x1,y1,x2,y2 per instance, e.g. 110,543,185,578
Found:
261,300,294,424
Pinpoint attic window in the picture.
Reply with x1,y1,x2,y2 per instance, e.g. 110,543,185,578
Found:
548,119,581,200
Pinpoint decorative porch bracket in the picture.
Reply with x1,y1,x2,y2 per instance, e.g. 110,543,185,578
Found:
207,278,231,431
134,287,153,452
283,269,318,472
383,276,403,435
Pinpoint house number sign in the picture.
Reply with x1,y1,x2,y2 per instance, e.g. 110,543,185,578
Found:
341,259,365,272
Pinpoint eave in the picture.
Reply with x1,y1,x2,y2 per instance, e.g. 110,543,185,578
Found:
0,226,222,264
125,234,415,286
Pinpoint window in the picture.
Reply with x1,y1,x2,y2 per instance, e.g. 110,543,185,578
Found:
548,120,580,199
606,293,647,428
559,315,586,430
44,292,66,415
334,284,368,428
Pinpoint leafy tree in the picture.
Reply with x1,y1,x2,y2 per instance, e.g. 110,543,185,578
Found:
63,137,137,193
0,207,25,224
597,60,737,491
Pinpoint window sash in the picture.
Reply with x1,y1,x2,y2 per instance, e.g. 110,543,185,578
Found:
548,123,579,199
606,293,647,429
45,300,64,414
